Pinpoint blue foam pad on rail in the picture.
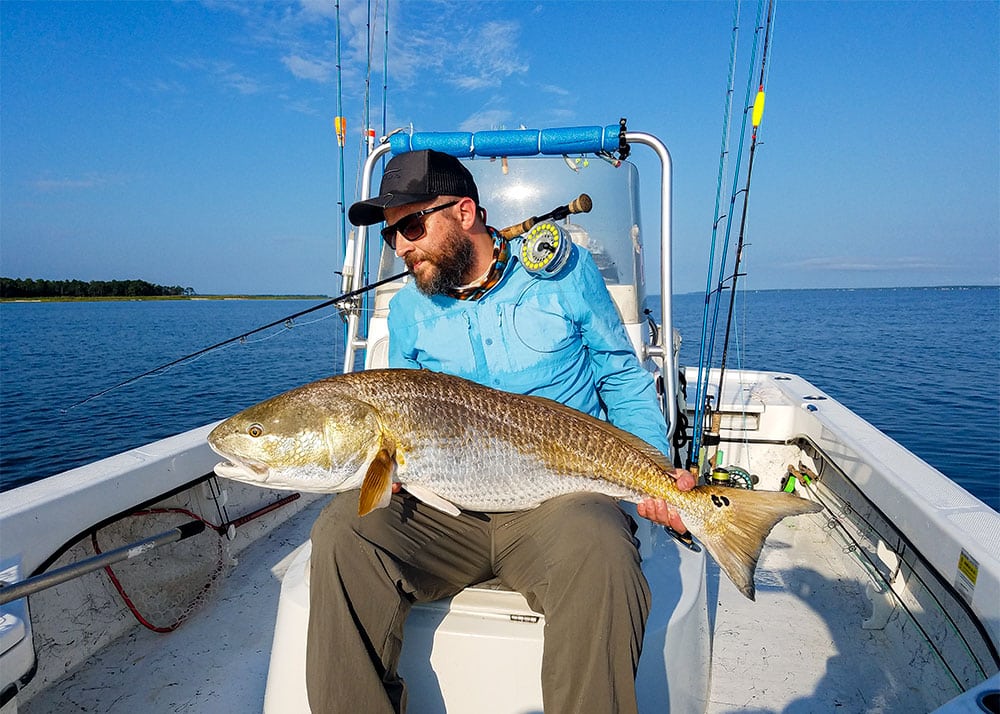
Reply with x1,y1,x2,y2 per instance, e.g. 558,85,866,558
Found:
539,126,609,155
473,130,540,156
388,125,621,158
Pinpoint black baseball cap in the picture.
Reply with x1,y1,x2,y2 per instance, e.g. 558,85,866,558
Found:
348,149,479,226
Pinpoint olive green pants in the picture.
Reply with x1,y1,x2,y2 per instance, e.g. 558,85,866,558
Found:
306,491,651,714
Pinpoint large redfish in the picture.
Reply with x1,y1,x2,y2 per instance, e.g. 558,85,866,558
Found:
208,368,821,599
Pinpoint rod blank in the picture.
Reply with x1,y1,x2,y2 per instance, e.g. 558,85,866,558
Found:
0,520,206,606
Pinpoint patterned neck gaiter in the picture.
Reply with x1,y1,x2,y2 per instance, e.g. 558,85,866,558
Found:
448,227,510,301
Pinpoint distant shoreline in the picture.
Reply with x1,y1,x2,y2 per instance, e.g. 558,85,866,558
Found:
0,294,330,303
6,284,995,303
668,284,998,297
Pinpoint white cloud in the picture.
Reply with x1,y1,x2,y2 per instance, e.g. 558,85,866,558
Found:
173,58,268,95
123,77,187,95
281,54,335,82
296,0,338,20
377,13,528,94
447,21,528,91
184,2,529,117
459,109,513,133
192,0,346,91
223,71,266,95
452,75,499,91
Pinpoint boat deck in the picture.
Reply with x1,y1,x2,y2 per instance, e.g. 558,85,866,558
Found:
20,494,959,713
705,516,952,713
18,497,327,714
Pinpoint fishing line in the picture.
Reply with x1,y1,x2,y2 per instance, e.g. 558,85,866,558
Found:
364,0,372,153
352,0,389,344
62,270,409,412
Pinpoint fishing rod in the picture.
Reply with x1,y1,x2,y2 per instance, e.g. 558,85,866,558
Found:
381,0,389,144
690,0,774,478
334,1,348,284
690,0,745,472
498,193,592,240
67,194,589,410
0,519,207,606
63,270,409,411
692,0,771,469
701,0,776,481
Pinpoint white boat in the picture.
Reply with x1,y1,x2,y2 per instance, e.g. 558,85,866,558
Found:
1,125,997,714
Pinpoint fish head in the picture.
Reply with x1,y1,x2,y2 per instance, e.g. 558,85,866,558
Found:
207,383,384,493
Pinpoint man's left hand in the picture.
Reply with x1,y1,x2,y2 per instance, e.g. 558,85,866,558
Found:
636,468,696,533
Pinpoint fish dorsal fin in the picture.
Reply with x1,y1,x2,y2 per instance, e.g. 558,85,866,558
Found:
518,392,674,472
358,445,396,516
402,483,461,517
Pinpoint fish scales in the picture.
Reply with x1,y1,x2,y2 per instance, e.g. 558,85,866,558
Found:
327,369,670,509
208,368,823,599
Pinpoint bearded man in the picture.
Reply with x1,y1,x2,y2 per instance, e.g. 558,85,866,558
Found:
306,149,695,714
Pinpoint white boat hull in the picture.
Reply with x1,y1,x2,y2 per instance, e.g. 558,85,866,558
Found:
2,368,998,712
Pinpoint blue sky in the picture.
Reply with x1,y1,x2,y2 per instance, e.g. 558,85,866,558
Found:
1,0,997,296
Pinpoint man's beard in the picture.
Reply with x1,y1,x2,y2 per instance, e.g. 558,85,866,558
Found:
406,225,476,296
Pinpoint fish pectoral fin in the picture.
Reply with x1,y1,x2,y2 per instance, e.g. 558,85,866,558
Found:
401,483,461,517
358,447,396,516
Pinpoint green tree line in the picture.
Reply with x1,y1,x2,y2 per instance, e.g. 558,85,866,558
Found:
1,277,194,298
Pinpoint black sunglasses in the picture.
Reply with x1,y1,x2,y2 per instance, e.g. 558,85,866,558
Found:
380,200,459,249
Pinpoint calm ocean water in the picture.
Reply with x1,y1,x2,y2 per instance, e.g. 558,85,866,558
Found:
1,299,344,490
2,287,997,510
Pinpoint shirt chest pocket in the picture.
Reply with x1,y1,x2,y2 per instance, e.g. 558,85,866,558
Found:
499,302,579,371
411,312,478,374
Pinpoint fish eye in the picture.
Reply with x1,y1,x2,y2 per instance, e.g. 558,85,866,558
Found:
247,423,264,438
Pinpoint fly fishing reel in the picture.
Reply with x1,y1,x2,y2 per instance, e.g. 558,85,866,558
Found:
520,221,573,278
709,465,756,489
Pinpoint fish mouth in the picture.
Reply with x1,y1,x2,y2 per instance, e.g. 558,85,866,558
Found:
209,444,269,483
213,459,268,482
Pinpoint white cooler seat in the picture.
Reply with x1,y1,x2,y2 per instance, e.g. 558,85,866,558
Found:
263,508,709,713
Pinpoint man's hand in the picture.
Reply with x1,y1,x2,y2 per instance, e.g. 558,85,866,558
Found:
636,468,696,533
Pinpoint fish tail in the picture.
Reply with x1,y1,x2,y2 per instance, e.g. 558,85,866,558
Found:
694,488,823,601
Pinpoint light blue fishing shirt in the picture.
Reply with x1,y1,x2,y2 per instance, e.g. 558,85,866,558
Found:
387,239,670,456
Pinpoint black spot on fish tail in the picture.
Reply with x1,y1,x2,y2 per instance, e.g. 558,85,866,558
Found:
696,488,823,600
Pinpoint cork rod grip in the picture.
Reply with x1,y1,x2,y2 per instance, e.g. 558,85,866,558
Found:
498,193,593,240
